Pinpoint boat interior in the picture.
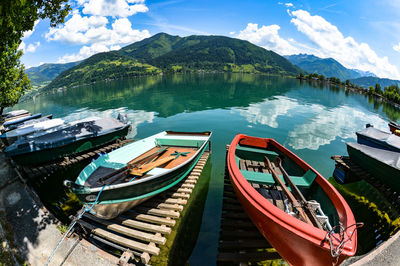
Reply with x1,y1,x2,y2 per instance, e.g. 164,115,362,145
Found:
235,143,340,231
84,139,205,188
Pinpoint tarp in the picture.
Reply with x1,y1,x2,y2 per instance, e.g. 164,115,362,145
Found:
3,115,52,132
3,113,42,127
4,118,65,139
5,117,129,157
356,127,400,152
1,109,29,119
347,142,400,170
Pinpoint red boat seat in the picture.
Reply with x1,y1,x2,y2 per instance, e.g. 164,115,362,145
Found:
241,169,316,188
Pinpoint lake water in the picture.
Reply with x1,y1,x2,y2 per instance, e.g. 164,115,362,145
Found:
13,74,400,264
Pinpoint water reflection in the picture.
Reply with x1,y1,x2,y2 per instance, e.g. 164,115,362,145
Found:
288,105,388,150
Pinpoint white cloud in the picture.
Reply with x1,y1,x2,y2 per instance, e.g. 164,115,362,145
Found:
82,0,148,17
393,43,400,53
47,13,150,63
237,23,300,55
26,42,40,53
289,9,400,79
288,105,388,150
238,96,300,128
229,31,235,35
285,3,293,7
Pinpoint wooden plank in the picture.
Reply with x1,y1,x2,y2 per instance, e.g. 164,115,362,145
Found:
114,217,171,234
219,230,264,239
130,156,175,176
219,239,270,249
220,219,255,229
143,202,183,212
185,179,197,185
83,214,166,244
217,252,281,262
77,220,160,255
181,183,195,189
126,212,176,227
176,188,192,194
167,192,190,199
135,207,180,219
163,198,187,205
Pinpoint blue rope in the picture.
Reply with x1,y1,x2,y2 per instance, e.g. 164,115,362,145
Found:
46,184,107,265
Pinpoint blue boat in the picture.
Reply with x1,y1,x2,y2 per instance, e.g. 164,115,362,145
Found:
356,126,400,153
3,113,42,128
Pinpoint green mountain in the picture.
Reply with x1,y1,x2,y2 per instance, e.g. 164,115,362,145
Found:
285,54,368,80
350,76,400,88
26,61,80,88
46,33,302,89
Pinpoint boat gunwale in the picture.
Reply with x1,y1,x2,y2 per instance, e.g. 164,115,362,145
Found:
83,131,212,193
227,134,357,256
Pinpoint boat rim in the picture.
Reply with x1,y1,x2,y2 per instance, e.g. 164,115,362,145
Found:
228,134,357,256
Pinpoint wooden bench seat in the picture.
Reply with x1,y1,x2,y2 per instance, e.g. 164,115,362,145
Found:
236,145,279,161
241,169,316,188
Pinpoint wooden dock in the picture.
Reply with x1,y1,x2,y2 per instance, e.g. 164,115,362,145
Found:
74,151,210,265
332,156,400,206
10,138,134,183
217,148,282,265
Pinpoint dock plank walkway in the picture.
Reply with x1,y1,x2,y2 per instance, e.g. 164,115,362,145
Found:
76,151,210,265
217,146,282,264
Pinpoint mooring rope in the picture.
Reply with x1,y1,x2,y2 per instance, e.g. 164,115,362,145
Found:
45,171,139,265
325,222,364,263
45,184,108,265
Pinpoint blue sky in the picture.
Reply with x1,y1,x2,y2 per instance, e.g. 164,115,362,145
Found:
20,0,400,79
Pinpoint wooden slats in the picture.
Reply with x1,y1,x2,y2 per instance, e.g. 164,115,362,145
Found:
75,151,210,264
218,149,282,264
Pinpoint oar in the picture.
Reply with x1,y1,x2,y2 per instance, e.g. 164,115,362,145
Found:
98,148,168,184
275,157,324,230
264,156,313,226
129,155,175,176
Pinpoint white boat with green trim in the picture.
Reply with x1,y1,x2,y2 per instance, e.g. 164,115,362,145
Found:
65,131,212,219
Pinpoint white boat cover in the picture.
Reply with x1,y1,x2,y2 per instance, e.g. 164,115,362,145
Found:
2,110,29,118
356,127,400,151
3,116,52,132
3,113,41,127
347,142,400,170
4,118,65,138
5,117,129,157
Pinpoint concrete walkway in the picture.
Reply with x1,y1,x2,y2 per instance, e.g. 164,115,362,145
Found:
0,151,119,266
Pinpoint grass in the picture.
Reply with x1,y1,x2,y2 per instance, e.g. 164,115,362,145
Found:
329,178,400,255
150,155,212,265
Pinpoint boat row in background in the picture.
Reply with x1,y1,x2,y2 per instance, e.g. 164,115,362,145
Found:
334,122,400,193
1,109,131,165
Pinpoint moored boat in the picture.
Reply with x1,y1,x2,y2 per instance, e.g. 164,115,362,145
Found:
5,116,130,165
3,114,53,132
356,126,400,152
347,142,400,193
389,121,400,136
1,109,30,121
227,134,358,265
2,113,42,128
65,131,211,220
1,118,65,145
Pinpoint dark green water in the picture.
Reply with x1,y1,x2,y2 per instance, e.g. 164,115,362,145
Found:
13,74,400,264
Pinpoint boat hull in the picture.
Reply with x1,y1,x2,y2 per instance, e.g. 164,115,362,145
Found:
9,126,130,165
228,134,357,266
72,131,211,219
347,143,400,192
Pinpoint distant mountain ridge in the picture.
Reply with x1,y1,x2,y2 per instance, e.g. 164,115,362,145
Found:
284,54,370,80
45,33,302,89
26,61,80,88
349,76,400,88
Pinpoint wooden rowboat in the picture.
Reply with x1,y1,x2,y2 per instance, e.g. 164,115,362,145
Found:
66,131,211,220
227,134,358,266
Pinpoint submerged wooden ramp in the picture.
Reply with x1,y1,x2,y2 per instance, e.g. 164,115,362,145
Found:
332,156,400,206
11,138,134,183
76,151,210,265
217,147,282,265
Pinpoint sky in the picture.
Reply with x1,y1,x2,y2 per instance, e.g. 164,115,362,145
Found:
20,0,400,80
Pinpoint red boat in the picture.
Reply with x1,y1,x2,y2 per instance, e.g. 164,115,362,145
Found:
227,134,359,265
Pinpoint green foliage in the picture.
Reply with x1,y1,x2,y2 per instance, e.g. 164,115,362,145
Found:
375,83,382,94
0,43,30,114
26,61,80,87
46,33,302,89
0,0,70,114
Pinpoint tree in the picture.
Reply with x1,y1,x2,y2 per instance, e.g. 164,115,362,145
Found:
0,0,70,115
375,83,382,95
